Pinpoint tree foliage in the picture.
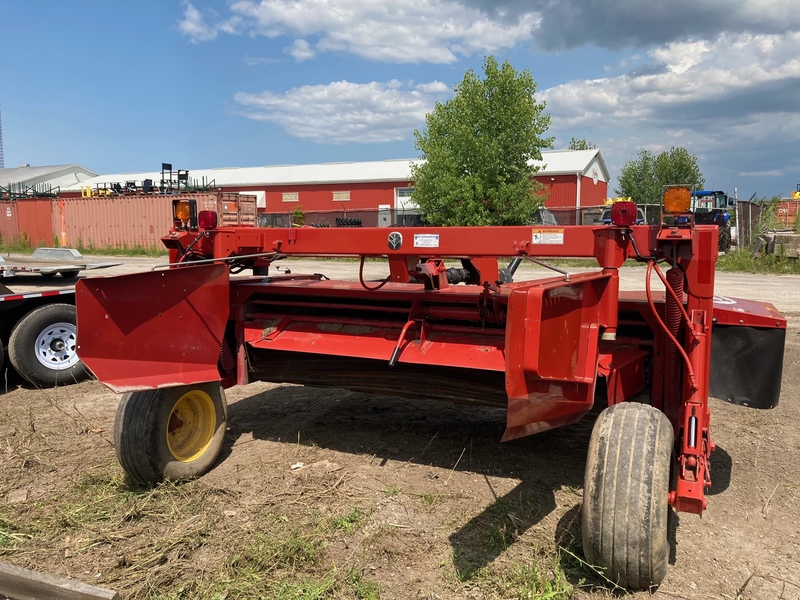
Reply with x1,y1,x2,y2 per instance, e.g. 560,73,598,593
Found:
616,147,705,204
568,137,596,150
411,56,553,226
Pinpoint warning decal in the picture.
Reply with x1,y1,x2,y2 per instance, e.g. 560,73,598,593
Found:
531,228,564,245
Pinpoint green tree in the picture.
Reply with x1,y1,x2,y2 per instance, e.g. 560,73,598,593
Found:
411,56,553,226
568,137,596,150
616,147,705,204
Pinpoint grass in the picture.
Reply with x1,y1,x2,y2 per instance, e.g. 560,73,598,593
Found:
0,470,384,599
330,505,368,532
717,248,800,274
1,462,591,599
0,235,168,258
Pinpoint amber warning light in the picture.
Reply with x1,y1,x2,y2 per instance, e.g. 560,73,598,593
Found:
663,186,692,214
610,201,638,226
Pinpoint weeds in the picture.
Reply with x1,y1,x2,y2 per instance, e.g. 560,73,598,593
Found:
331,505,367,532
0,236,167,257
718,249,800,274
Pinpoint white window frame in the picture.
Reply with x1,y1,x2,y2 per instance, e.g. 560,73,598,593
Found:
332,191,351,202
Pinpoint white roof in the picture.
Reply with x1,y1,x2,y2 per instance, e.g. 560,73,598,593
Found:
61,150,608,192
538,149,609,178
0,164,98,188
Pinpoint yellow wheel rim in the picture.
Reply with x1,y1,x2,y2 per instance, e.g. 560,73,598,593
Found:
166,389,216,462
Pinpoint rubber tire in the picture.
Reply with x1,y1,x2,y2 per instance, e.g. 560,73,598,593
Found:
718,225,731,253
59,270,80,279
114,382,228,484
582,402,673,590
8,303,89,387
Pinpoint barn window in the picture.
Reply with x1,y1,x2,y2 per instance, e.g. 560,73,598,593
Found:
332,191,351,201
282,192,299,202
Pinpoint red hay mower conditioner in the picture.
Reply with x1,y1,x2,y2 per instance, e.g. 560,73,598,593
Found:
75,189,785,589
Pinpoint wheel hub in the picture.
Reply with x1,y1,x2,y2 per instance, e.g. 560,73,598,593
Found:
35,321,79,370
166,390,216,462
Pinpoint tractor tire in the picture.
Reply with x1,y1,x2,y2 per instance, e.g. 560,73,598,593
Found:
114,382,228,484
718,225,731,253
8,304,89,387
582,402,673,590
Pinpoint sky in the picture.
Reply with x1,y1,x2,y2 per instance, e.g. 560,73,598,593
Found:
1,1,799,199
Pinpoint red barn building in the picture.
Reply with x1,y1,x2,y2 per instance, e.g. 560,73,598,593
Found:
53,149,609,247
62,149,608,215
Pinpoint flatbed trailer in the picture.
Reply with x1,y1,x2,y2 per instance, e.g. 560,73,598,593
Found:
74,195,786,589
0,249,119,387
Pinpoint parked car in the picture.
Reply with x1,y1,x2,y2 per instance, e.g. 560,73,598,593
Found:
594,206,646,225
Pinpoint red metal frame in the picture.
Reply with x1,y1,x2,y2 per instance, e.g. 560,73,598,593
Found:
76,220,785,517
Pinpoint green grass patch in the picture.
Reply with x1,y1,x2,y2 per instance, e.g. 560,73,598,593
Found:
0,236,167,258
717,249,800,274
330,505,368,532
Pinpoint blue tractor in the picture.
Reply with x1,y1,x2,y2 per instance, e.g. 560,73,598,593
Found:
691,190,733,252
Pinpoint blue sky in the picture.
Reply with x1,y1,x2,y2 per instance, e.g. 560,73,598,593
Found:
2,1,799,199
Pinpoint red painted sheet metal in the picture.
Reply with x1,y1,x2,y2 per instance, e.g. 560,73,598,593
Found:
618,292,786,329
538,175,577,208
75,264,230,392
245,317,507,371
502,272,610,441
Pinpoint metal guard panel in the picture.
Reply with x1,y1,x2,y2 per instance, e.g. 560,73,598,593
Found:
76,264,230,393
502,275,606,441
245,319,507,372
710,324,785,409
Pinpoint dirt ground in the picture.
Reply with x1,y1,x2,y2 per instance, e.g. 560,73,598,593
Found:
1,258,799,599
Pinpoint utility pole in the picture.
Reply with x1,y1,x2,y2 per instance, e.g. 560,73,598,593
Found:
0,107,5,169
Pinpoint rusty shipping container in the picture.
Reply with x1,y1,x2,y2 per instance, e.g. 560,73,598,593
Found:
777,200,800,228
0,201,20,242
53,192,255,250
0,199,54,246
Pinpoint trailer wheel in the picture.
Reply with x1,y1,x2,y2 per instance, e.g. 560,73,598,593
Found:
59,270,79,279
114,382,228,484
8,304,89,387
582,402,673,590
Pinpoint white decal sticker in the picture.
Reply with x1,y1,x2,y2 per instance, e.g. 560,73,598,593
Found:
414,233,440,248
531,228,565,245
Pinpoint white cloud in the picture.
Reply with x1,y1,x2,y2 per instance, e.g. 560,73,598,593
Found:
286,39,315,62
181,0,540,63
543,32,800,195
178,2,218,43
233,80,451,143
243,55,281,67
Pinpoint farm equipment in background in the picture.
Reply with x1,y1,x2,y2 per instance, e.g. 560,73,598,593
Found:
691,189,734,251
75,189,786,590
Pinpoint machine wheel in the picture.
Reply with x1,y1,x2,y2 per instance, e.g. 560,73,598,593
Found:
718,225,731,253
114,382,228,484
582,402,673,590
59,270,79,279
8,304,89,387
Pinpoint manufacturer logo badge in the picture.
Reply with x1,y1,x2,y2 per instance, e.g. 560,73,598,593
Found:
387,232,403,250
